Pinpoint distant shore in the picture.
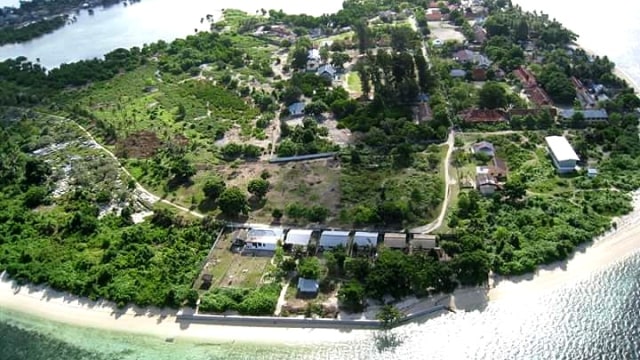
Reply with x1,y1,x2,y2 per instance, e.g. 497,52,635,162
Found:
2,190,640,344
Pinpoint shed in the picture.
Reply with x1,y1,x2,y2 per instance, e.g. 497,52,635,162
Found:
318,230,350,249
471,141,495,157
353,231,379,247
383,233,408,249
244,228,283,251
410,234,437,251
285,229,313,247
587,168,598,178
450,69,466,78
297,277,319,295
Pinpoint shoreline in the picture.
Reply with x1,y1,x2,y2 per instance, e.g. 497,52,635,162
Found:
574,41,639,94
2,191,640,344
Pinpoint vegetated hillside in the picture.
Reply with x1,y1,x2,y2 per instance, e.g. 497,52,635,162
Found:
0,111,217,308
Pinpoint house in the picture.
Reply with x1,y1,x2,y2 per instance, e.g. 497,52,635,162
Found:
450,69,467,78
287,102,305,117
318,230,350,249
559,109,609,123
471,141,495,157
244,228,284,251
508,107,557,118
459,109,507,123
454,49,475,63
476,173,499,195
587,168,598,178
317,64,337,81
525,86,553,107
473,26,487,44
490,156,508,179
472,68,487,81
353,231,379,247
545,136,580,173
306,49,321,71
285,229,313,247
383,233,408,250
513,66,538,88
571,76,596,108
426,8,444,21
297,278,319,296
410,234,437,253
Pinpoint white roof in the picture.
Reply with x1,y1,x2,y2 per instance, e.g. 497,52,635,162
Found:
247,228,283,245
319,231,350,248
353,232,379,247
308,49,320,60
545,136,579,162
285,229,313,246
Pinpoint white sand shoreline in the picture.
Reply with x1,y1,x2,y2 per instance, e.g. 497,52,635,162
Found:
2,190,640,345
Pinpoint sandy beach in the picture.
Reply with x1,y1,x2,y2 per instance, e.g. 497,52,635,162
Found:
3,191,640,344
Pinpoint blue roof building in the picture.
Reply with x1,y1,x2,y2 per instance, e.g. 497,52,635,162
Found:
297,278,319,295
287,102,305,117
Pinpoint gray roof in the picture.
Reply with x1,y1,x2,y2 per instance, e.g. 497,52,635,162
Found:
559,109,608,120
353,231,379,247
319,230,350,248
472,141,495,154
288,102,305,115
285,229,313,246
411,234,437,250
450,69,466,78
317,64,336,76
297,278,319,293
383,233,407,249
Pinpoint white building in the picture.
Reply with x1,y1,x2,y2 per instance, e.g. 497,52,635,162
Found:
318,230,350,249
352,231,379,247
244,228,283,251
284,229,313,247
545,136,580,173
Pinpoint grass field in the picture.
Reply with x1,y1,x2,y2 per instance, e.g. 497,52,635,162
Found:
199,232,272,289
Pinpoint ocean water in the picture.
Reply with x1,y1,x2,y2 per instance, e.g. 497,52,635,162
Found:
2,250,640,359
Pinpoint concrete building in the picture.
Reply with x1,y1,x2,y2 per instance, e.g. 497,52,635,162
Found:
284,229,313,247
545,136,580,173
318,230,350,249
352,231,379,247
244,228,284,251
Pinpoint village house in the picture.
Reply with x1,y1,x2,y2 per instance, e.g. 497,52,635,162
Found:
559,109,609,123
317,64,337,81
426,8,445,21
318,230,350,249
472,141,495,157
284,229,313,248
476,173,499,195
450,69,467,79
287,102,305,117
352,231,379,248
545,135,580,173
571,76,597,108
513,66,553,107
244,228,284,252
306,48,321,72
459,109,507,124
472,68,487,81
383,233,408,250
473,25,487,44
410,234,438,253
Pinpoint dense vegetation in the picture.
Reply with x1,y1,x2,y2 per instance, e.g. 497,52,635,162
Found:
199,284,282,315
0,113,216,308
0,15,67,46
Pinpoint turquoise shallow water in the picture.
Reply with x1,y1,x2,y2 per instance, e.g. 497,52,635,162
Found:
2,250,640,359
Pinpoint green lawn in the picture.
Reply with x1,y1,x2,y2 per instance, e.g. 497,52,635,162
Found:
345,71,362,93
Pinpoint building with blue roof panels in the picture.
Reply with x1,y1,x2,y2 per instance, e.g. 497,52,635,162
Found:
318,230,350,249
287,102,305,117
559,109,608,122
353,231,379,247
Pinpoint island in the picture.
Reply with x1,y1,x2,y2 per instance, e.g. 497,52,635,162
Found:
0,0,639,330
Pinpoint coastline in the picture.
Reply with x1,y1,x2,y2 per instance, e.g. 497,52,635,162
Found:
2,191,640,344
575,42,639,94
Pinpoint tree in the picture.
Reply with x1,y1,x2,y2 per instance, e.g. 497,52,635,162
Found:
247,178,269,199
169,157,195,180
319,46,329,63
451,250,491,286
330,52,350,69
353,20,370,54
304,100,328,116
376,305,404,329
297,257,321,279
218,186,248,217
338,280,366,312
203,177,226,201
478,81,508,109
291,46,309,70
271,208,283,220
503,174,527,202
390,26,419,52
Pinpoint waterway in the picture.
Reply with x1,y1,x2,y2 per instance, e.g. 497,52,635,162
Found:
0,0,345,69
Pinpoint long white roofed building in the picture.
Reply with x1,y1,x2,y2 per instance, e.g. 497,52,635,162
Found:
545,136,579,173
